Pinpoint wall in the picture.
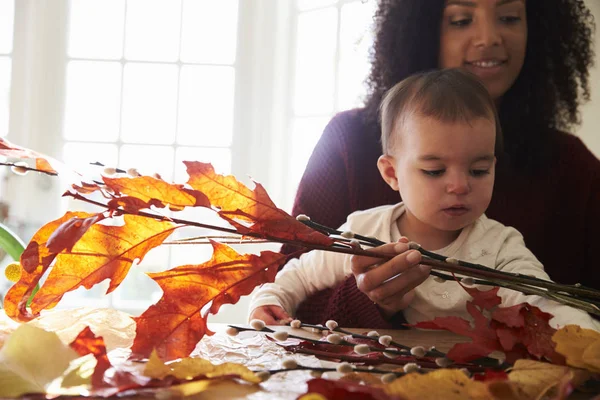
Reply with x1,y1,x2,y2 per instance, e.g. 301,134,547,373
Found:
577,0,600,154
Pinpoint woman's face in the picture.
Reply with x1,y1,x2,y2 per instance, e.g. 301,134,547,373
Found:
439,0,527,101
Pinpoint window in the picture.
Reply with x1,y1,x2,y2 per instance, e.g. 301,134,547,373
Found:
0,0,14,137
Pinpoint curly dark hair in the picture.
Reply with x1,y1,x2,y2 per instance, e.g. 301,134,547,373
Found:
364,0,596,171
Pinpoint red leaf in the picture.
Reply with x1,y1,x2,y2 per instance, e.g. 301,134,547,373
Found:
46,214,106,253
185,162,334,246
302,378,403,400
491,303,526,328
131,241,287,361
472,369,509,382
459,284,502,311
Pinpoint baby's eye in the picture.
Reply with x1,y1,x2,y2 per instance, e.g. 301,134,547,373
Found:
471,169,490,177
422,169,445,177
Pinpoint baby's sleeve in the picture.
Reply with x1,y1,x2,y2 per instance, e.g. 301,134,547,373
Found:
495,227,600,331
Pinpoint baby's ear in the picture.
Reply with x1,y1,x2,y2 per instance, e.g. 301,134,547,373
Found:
377,155,400,191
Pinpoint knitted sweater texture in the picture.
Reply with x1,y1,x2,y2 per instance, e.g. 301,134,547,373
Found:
287,108,600,328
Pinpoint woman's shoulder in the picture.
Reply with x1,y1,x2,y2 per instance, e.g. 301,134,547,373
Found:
323,108,378,141
553,130,600,169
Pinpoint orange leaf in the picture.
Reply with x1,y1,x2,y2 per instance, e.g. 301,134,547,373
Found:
4,211,95,321
14,214,176,318
131,241,287,361
103,176,211,212
184,162,333,246
0,138,58,174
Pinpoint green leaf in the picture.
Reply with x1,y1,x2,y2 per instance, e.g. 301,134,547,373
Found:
0,324,79,397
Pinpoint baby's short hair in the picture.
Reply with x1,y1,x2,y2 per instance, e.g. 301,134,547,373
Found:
379,68,502,155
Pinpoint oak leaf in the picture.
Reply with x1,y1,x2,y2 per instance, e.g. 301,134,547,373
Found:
131,241,287,361
184,162,334,246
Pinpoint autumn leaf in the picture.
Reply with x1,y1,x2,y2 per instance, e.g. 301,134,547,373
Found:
4,211,95,321
552,325,600,373
305,377,402,400
383,369,490,400
0,137,58,174
184,161,334,246
459,284,502,311
103,175,211,212
69,327,112,388
131,241,287,361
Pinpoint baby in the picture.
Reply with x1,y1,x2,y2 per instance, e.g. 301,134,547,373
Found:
248,68,600,331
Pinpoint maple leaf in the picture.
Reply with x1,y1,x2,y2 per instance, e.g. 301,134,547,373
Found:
103,175,211,212
131,241,287,361
3,211,96,321
0,137,58,174
184,162,334,246
384,369,490,400
552,325,600,373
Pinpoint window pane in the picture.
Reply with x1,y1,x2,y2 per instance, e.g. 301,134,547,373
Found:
177,66,234,146
338,1,375,110
175,146,231,182
63,61,122,142
294,8,337,116
120,63,178,144
0,57,10,137
68,0,126,59
288,117,329,195
180,0,238,64
0,0,14,54
296,0,337,11
120,144,175,181
124,0,181,62
113,246,169,303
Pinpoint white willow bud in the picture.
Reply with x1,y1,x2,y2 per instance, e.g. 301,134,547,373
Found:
336,363,354,374
433,276,446,283
273,331,289,341
290,319,302,329
225,326,239,336
255,371,271,382
10,162,29,176
325,320,338,331
445,257,459,265
103,167,117,176
282,358,298,369
435,357,452,368
410,346,426,358
367,331,379,338
152,172,162,180
383,348,397,359
310,370,323,378
326,333,343,345
250,319,266,331
353,344,370,355
461,277,475,286
378,335,392,346
381,373,397,384
408,241,421,250
126,167,141,177
349,239,362,248
403,363,420,373
340,231,355,239
296,214,310,222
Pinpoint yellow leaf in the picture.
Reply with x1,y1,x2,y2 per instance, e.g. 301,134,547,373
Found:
504,359,573,400
384,369,491,400
298,394,328,400
552,324,600,371
0,324,79,397
581,340,600,373
160,378,261,398
143,350,172,380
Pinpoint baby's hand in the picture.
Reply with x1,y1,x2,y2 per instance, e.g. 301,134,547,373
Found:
249,305,292,325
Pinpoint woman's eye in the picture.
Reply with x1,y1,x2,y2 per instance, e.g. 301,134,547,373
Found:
471,169,490,177
449,17,472,27
499,15,521,24
422,169,445,177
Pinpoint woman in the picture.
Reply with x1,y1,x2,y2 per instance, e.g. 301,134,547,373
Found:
287,0,598,328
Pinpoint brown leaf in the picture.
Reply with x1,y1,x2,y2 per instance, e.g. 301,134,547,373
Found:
27,214,176,316
185,162,334,246
131,241,287,361
103,175,211,211
3,212,95,321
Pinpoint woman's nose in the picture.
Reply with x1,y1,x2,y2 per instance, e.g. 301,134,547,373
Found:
446,173,471,195
473,18,502,48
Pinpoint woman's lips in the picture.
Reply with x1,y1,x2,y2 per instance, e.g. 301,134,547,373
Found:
464,59,507,78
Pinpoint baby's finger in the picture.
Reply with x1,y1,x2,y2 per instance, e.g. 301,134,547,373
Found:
350,242,410,274
355,249,422,292
249,307,280,325
370,264,430,304
269,306,292,324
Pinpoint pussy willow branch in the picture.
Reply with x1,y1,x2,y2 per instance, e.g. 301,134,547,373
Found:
1,162,58,176
66,192,600,316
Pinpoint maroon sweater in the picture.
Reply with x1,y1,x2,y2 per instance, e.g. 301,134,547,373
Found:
286,109,600,328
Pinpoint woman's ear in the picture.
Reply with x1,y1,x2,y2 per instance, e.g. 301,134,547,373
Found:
377,155,400,191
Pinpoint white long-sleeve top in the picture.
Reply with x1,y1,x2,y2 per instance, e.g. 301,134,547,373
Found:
249,203,600,331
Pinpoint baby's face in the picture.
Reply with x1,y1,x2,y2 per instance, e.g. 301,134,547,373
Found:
387,114,496,234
